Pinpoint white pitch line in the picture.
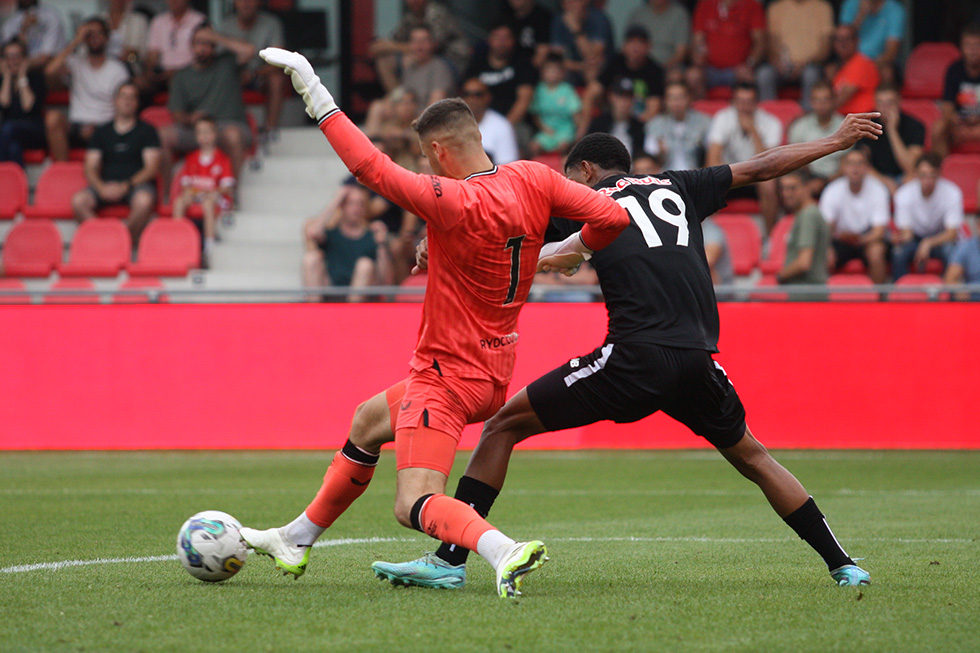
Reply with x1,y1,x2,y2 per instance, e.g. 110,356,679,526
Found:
1,535,974,575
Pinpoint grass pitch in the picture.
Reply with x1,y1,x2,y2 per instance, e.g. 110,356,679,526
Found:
1,450,978,652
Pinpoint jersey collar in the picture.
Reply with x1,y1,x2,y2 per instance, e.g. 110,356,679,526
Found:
465,166,498,181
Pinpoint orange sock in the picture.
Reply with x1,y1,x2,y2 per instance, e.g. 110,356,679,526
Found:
305,447,376,528
417,493,495,551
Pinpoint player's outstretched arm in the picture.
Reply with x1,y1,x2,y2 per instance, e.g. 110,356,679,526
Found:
730,112,883,188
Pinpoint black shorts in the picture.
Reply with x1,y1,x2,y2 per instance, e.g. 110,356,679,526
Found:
526,342,747,449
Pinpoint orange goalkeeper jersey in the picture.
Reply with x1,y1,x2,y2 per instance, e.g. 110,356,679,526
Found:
319,110,628,384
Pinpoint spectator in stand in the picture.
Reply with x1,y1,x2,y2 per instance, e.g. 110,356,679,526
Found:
756,0,833,108
501,0,552,67
142,0,206,98
0,0,65,71
584,25,663,134
689,0,766,100
944,229,980,300
828,24,880,116
787,81,845,196
705,82,783,231
363,87,421,170
864,83,924,194
218,0,285,135
529,52,581,155
369,0,470,95
702,217,735,290
549,0,614,88
399,25,456,107
891,153,964,280
631,151,662,175
935,23,980,159
160,24,255,193
44,19,130,162
819,146,891,284
0,37,46,166
172,116,234,268
625,0,690,72
460,77,518,165
71,82,159,243
586,78,646,158
463,23,535,129
777,170,830,287
103,0,149,71
302,185,391,303
839,0,904,84
644,80,710,170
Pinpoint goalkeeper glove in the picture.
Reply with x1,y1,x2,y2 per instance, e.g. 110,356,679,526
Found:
537,232,593,276
259,47,337,121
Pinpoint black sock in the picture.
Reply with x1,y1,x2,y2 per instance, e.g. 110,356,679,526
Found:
783,497,854,570
434,476,499,566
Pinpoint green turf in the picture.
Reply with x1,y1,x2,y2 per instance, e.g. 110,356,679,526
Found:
1,450,977,652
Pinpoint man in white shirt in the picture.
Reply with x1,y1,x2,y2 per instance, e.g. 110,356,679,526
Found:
819,146,891,283
44,18,131,161
0,0,66,70
706,82,783,231
460,77,519,165
891,153,964,279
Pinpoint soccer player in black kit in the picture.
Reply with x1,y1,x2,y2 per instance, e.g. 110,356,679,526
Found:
373,113,883,592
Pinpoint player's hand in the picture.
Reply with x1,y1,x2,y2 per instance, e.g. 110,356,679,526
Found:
537,236,591,276
259,47,337,121
835,112,883,148
412,237,428,275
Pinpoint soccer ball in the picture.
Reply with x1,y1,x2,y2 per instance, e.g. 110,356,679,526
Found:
176,510,249,582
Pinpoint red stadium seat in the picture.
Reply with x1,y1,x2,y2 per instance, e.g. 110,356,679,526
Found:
706,86,733,100
44,278,100,304
902,42,961,99
759,215,794,274
900,99,941,150
96,204,131,218
0,162,28,219
748,274,788,301
532,153,564,172
718,197,760,215
759,100,804,143
140,106,173,130
713,215,761,275
46,89,69,106
127,218,200,277
0,278,31,304
58,219,132,277
828,273,877,301
158,162,204,219
23,162,87,219
837,258,868,274
113,277,169,304
1,219,62,277
395,272,427,302
889,273,947,301
22,149,47,164
940,153,980,213
691,99,729,117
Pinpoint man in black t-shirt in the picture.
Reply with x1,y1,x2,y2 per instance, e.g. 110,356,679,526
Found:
374,114,884,592
72,82,161,243
463,23,536,127
863,83,923,193
589,26,664,126
501,0,552,66
936,23,980,158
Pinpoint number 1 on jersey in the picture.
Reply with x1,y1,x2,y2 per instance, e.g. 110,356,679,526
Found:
503,235,525,305
615,188,689,248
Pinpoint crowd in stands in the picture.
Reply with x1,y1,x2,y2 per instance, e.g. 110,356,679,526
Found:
2,0,980,302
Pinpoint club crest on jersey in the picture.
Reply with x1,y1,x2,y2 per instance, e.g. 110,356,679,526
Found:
597,175,672,196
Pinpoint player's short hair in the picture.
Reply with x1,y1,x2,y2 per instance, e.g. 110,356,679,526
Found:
916,152,943,170
412,98,479,139
565,133,632,175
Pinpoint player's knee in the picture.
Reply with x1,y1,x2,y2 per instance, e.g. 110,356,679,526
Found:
348,399,389,451
392,496,415,528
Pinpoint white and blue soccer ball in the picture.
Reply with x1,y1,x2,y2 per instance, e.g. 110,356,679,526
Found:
176,510,249,582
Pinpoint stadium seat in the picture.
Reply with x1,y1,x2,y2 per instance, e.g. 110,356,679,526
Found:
706,86,733,100
22,149,46,164
759,100,804,142
691,99,729,117
158,163,204,219
395,272,427,302
140,106,173,130
748,274,788,301
0,162,28,219
902,42,961,99
68,149,87,162
44,278,100,304
0,278,31,304
718,197,760,214
96,204,131,219
1,219,62,277
838,258,868,274
713,214,761,275
112,277,169,304
23,162,87,219
58,218,132,277
940,154,980,213
759,215,794,274
900,99,941,150
532,153,564,172
127,218,200,277
827,273,877,301
46,89,69,106
889,273,947,301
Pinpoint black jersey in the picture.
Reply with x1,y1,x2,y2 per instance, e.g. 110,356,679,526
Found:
548,165,733,352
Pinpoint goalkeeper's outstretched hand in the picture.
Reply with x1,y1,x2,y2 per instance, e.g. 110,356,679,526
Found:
259,47,337,121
